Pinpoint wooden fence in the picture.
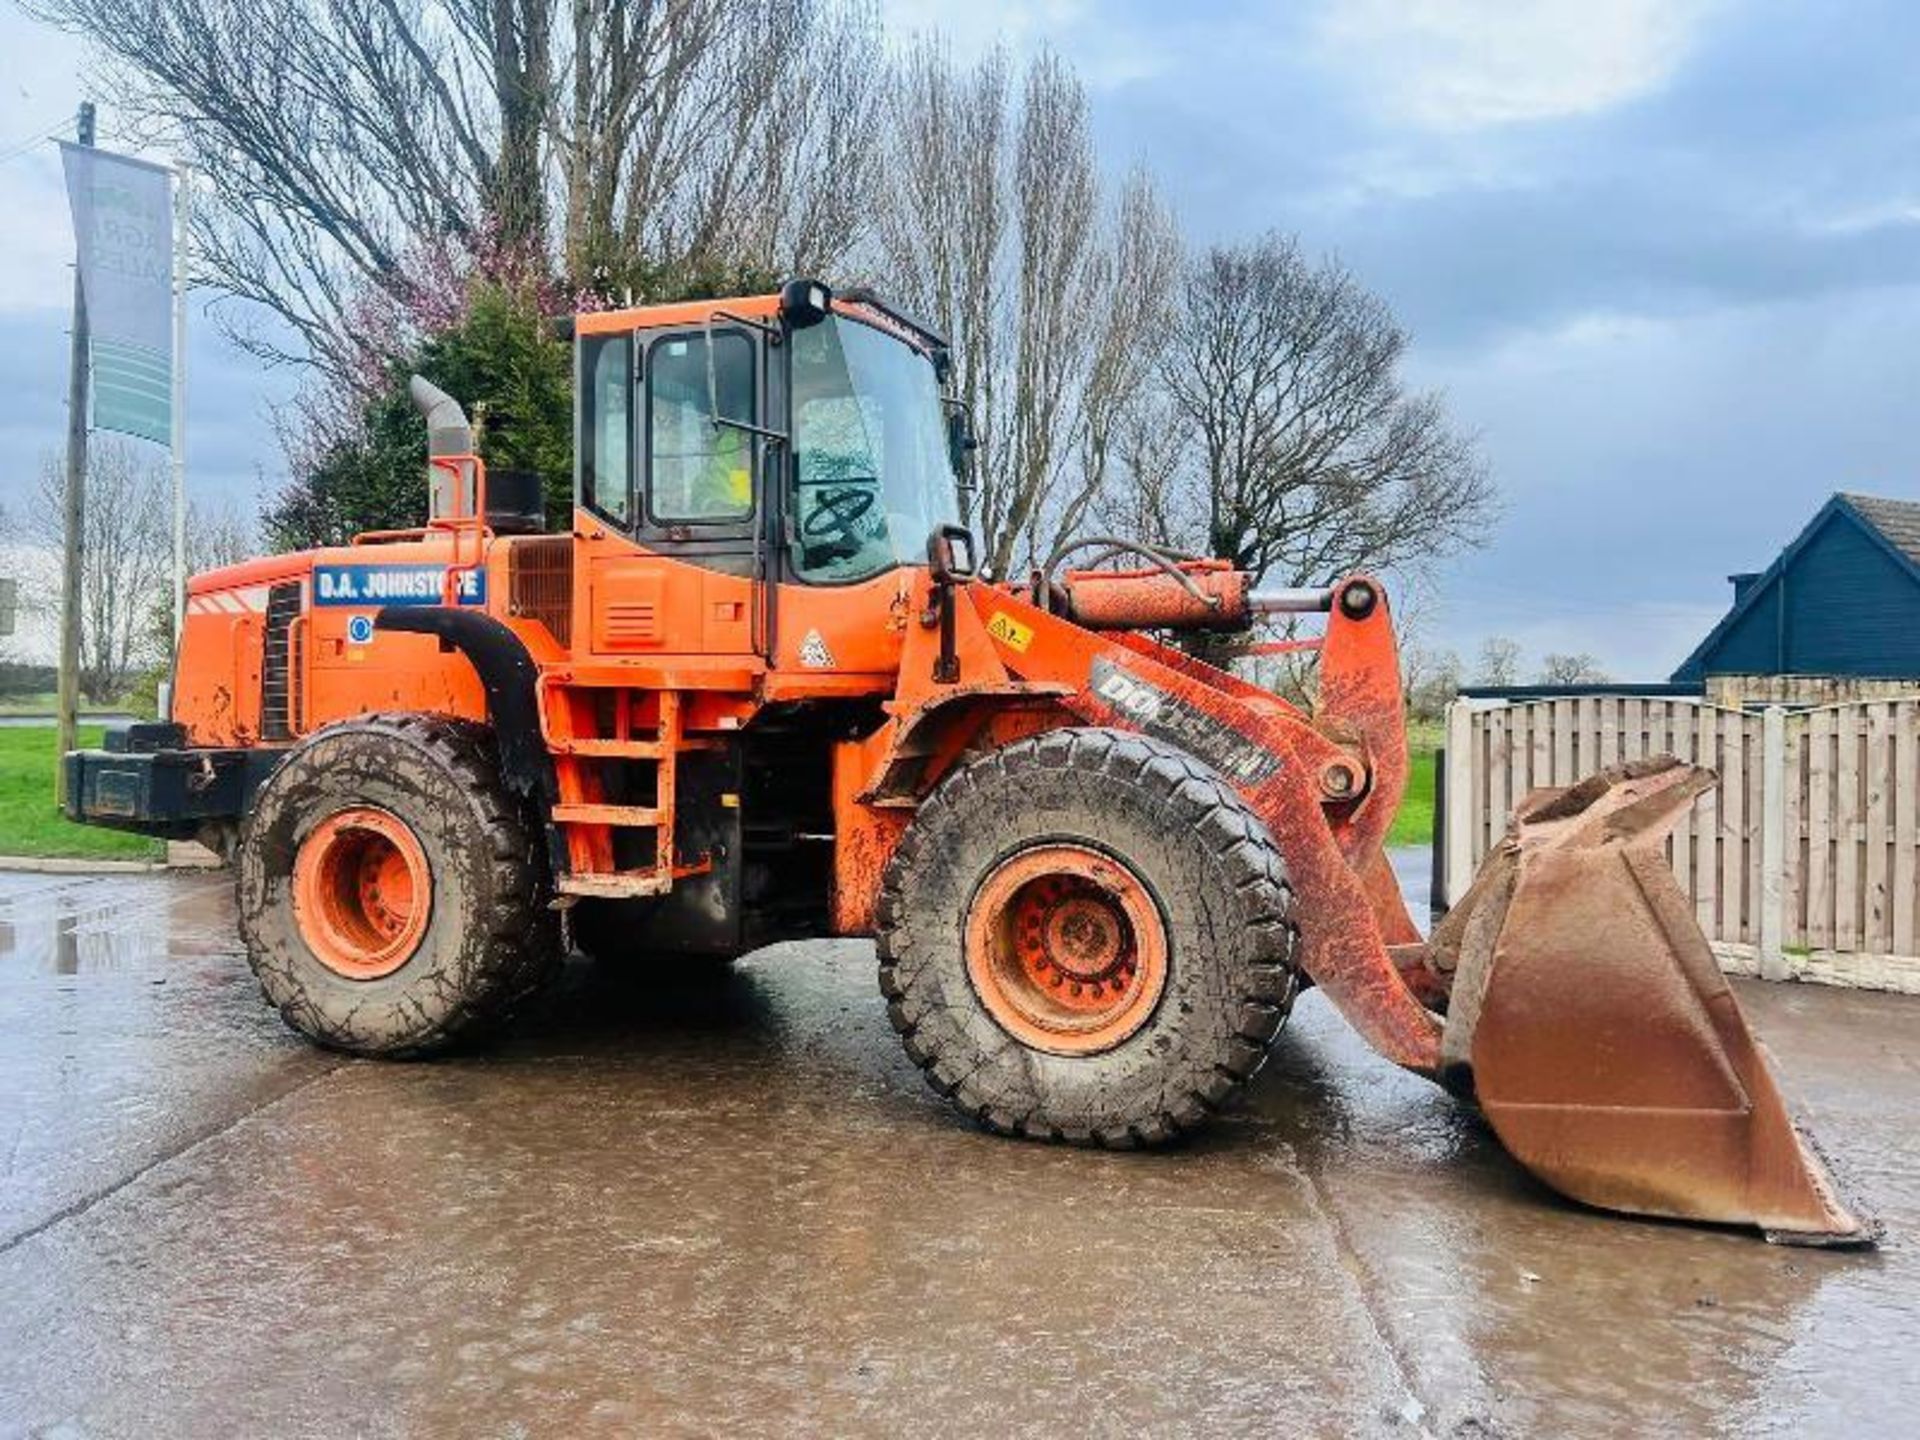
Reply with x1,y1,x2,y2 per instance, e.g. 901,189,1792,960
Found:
1442,695,1920,992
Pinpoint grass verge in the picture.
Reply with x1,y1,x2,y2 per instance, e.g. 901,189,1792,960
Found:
0,692,130,717
0,726,162,861
1388,719,1442,848
5,715,1443,859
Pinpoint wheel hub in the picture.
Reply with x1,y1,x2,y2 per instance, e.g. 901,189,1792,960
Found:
967,844,1169,1055
292,806,432,980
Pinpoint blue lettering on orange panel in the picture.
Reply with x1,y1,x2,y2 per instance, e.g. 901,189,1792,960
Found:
312,565,487,608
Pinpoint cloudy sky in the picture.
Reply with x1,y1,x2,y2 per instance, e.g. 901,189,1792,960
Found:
2,0,1916,678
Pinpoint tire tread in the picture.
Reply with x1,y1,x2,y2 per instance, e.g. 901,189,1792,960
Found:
875,726,1298,1149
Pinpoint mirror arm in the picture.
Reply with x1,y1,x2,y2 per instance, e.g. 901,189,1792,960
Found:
700,308,789,444
707,308,782,342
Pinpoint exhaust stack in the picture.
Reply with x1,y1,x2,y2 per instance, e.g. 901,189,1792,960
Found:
409,374,472,458
409,375,476,524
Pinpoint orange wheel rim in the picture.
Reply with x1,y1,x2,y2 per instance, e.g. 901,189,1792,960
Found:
965,844,1169,1056
292,807,432,980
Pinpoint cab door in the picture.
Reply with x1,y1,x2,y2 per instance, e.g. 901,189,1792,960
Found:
575,324,769,659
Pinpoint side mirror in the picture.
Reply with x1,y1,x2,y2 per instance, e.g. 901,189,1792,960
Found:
928,523,978,583
779,278,833,329
943,399,979,488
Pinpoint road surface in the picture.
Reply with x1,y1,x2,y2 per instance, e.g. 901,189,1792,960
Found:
0,865,1914,1437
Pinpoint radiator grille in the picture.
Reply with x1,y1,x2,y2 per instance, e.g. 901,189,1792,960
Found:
260,580,303,740
508,535,573,647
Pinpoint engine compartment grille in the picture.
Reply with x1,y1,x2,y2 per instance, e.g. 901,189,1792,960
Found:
509,536,573,647
260,579,303,740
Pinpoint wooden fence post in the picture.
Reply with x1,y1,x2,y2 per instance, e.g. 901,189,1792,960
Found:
1444,699,1475,907
1759,705,1789,981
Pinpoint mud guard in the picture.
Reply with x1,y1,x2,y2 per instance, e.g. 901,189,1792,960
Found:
374,607,567,877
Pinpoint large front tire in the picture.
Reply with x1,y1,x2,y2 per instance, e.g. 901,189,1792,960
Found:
237,713,560,1057
876,728,1298,1147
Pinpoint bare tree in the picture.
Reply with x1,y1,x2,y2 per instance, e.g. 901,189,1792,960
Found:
1403,645,1463,720
141,495,259,665
564,0,884,292
186,494,258,576
873,44,1180,576
29,441,171,702
29,0,887,382
1138,233,1495,592
1538,652,1609,685
0,501,17,662
1475,636,1523,687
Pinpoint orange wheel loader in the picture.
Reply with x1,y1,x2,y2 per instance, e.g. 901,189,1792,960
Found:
64,280,1874,1245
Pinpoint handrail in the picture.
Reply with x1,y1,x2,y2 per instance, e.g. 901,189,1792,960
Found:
428,452,490,605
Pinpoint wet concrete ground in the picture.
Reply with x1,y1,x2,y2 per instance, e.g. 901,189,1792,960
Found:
0,866,1915,1438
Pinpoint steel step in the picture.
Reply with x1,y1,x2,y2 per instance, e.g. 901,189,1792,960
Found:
556,872,673,899
550,802,665,827
549,738,668,759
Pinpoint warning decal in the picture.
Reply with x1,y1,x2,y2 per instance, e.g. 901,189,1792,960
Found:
985,611,1035,652
798,629,836,668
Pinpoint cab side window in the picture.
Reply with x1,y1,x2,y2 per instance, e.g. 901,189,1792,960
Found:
648,332,754,524
581,334,633,526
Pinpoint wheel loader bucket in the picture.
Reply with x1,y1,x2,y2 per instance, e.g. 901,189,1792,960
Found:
1427,758,1876,1246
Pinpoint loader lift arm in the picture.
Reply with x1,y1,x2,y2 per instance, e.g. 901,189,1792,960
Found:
852,567,1874,1245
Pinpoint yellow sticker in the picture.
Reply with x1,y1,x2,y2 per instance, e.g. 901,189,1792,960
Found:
986,611,1034,652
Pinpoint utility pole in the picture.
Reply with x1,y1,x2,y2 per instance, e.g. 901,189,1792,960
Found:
55,100,94,808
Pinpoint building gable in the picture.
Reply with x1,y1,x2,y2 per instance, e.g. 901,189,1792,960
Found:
1673,496,1920,681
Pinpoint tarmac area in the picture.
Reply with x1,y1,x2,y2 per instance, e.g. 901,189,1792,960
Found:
0,865,1915,1438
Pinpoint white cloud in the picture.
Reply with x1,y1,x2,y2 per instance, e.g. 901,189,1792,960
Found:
877,0,1087,59
1810,198,1920,237
0,14,182,316
0,14,90,315
1316,0,1719,131
0,148,84,315
872,0,1165,86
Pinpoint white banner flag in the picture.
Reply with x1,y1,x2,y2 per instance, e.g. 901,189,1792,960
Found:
60,142,175,445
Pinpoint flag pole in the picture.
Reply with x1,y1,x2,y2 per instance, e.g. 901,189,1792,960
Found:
166,159,190,718
54,100,95,808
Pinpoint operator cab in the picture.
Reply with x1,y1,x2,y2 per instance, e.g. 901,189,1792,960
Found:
572,280,974,588
787,295,969,583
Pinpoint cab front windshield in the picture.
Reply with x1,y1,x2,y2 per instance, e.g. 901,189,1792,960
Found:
790,314,963,582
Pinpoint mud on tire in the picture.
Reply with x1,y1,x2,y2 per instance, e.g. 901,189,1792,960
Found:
876,727,1299,1147
237,713,560,1057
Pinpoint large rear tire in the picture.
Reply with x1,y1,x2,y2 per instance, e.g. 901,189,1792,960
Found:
237,713,560,1057
876,727,1298,1147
